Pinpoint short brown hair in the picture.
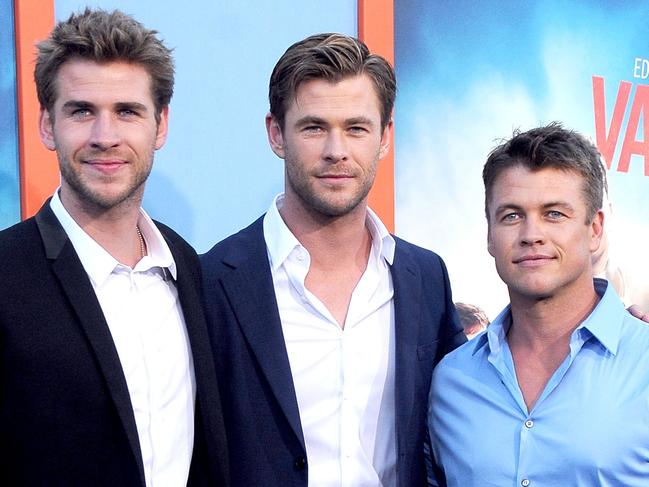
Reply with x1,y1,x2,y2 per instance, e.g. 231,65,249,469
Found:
269,33,396,131
455,302,490,332
483,122,607,222
35,8,174,121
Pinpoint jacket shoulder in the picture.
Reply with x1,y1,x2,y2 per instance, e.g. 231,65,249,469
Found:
393,235,447,269
0,217,41,259
200,216,265,267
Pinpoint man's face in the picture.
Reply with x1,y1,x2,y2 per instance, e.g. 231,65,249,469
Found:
40,60,168,212
266,74,391,218
487,165,603,303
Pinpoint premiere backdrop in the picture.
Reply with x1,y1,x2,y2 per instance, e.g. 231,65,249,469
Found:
49,0,357,251
7,2,646,315
0,0,20,228
394,0,649,318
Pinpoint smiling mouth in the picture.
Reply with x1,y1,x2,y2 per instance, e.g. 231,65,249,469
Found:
316,174,355,186
83,159,127,174
513,255,555,266
85,159,126,164
318,174,353,178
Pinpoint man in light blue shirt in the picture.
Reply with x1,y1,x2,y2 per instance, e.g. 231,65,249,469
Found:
428,123,649,486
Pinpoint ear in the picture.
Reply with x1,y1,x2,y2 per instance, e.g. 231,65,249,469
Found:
487,223,495,257
266,113,286,159
154,106,169,150
589,209,605,252
39,108,56,151
378,118,393,160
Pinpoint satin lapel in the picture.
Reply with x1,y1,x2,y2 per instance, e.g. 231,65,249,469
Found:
35,204,146,487
390,243,422,455
220,222,305,448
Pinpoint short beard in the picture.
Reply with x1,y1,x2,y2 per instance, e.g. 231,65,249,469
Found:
59,156,152,211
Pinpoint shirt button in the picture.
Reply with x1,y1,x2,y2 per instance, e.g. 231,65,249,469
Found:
525,419,534,428
521,479,530,486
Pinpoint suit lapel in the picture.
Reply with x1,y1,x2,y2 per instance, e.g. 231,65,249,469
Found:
391,242,422,455
219,219,305,448
166,237,229,484
35,203,146,487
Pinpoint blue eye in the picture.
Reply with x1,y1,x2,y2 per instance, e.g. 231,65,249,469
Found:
71,108,91,118
502,213,519,222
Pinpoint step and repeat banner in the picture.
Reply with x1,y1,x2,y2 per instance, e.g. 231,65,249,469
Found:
394,0,649,318
0,0,20,229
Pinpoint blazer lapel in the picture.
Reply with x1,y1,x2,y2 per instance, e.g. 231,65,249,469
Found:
35,203,146,487
219,219,305,448
166,239,229,483
390,243,422,455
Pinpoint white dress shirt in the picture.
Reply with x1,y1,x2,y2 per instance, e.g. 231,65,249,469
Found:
50,192,196,487
263,194,397,487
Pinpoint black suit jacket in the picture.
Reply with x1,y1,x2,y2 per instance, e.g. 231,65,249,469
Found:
201,216,465,486
0,202,229,486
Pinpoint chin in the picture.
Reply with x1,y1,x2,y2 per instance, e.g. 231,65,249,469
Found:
310,196,364,218
515,288,554,302
508,281,556,302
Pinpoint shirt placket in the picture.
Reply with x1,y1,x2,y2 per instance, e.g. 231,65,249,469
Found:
339,330,354,487
503,330,587,487
131,269,157,486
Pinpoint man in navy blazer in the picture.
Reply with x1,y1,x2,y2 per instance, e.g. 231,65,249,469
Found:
0,9,227,486
202,33,465,486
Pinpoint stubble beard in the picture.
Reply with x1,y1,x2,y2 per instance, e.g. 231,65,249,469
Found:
284,151,378,218
59,149,153,212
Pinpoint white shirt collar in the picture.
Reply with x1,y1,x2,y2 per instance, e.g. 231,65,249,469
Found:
49,190,177,287
263,193,395,272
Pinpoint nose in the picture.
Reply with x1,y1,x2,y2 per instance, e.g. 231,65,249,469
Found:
89,113,121,150
519,216,545,246
323,130,348,163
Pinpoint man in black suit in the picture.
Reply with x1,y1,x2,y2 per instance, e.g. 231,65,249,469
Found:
0,9,227,486
201,33,466,486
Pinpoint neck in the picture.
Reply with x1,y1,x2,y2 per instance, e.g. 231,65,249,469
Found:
60,188,146,268
279,196,372,271
508,282,599,351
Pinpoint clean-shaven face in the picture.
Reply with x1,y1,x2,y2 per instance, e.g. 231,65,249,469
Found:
487,165,603,303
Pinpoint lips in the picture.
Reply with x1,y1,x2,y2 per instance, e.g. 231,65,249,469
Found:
317,173,353,178
83,158,128,174
84,158,126,164
513,254,555,266
316,173,355,186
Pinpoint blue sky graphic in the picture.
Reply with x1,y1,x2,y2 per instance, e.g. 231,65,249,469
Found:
394,0,649,316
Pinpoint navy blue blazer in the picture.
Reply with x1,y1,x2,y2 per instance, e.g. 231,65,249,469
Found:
201,216,465,486
0,202,229,487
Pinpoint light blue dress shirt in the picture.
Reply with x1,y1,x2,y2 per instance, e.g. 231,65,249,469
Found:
428,279,649,486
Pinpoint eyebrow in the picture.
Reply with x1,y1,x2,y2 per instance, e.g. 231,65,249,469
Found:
294,115,328,127
494,201,575,215
61,100,94,111
60,100,149,113
493,203,523,216
345,116,374,126
115,101,149,113
294,115,375,127
542,201,575,212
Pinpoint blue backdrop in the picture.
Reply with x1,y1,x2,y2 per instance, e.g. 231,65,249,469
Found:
0,0,20,228
395,0,649,316
53,1,356,251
